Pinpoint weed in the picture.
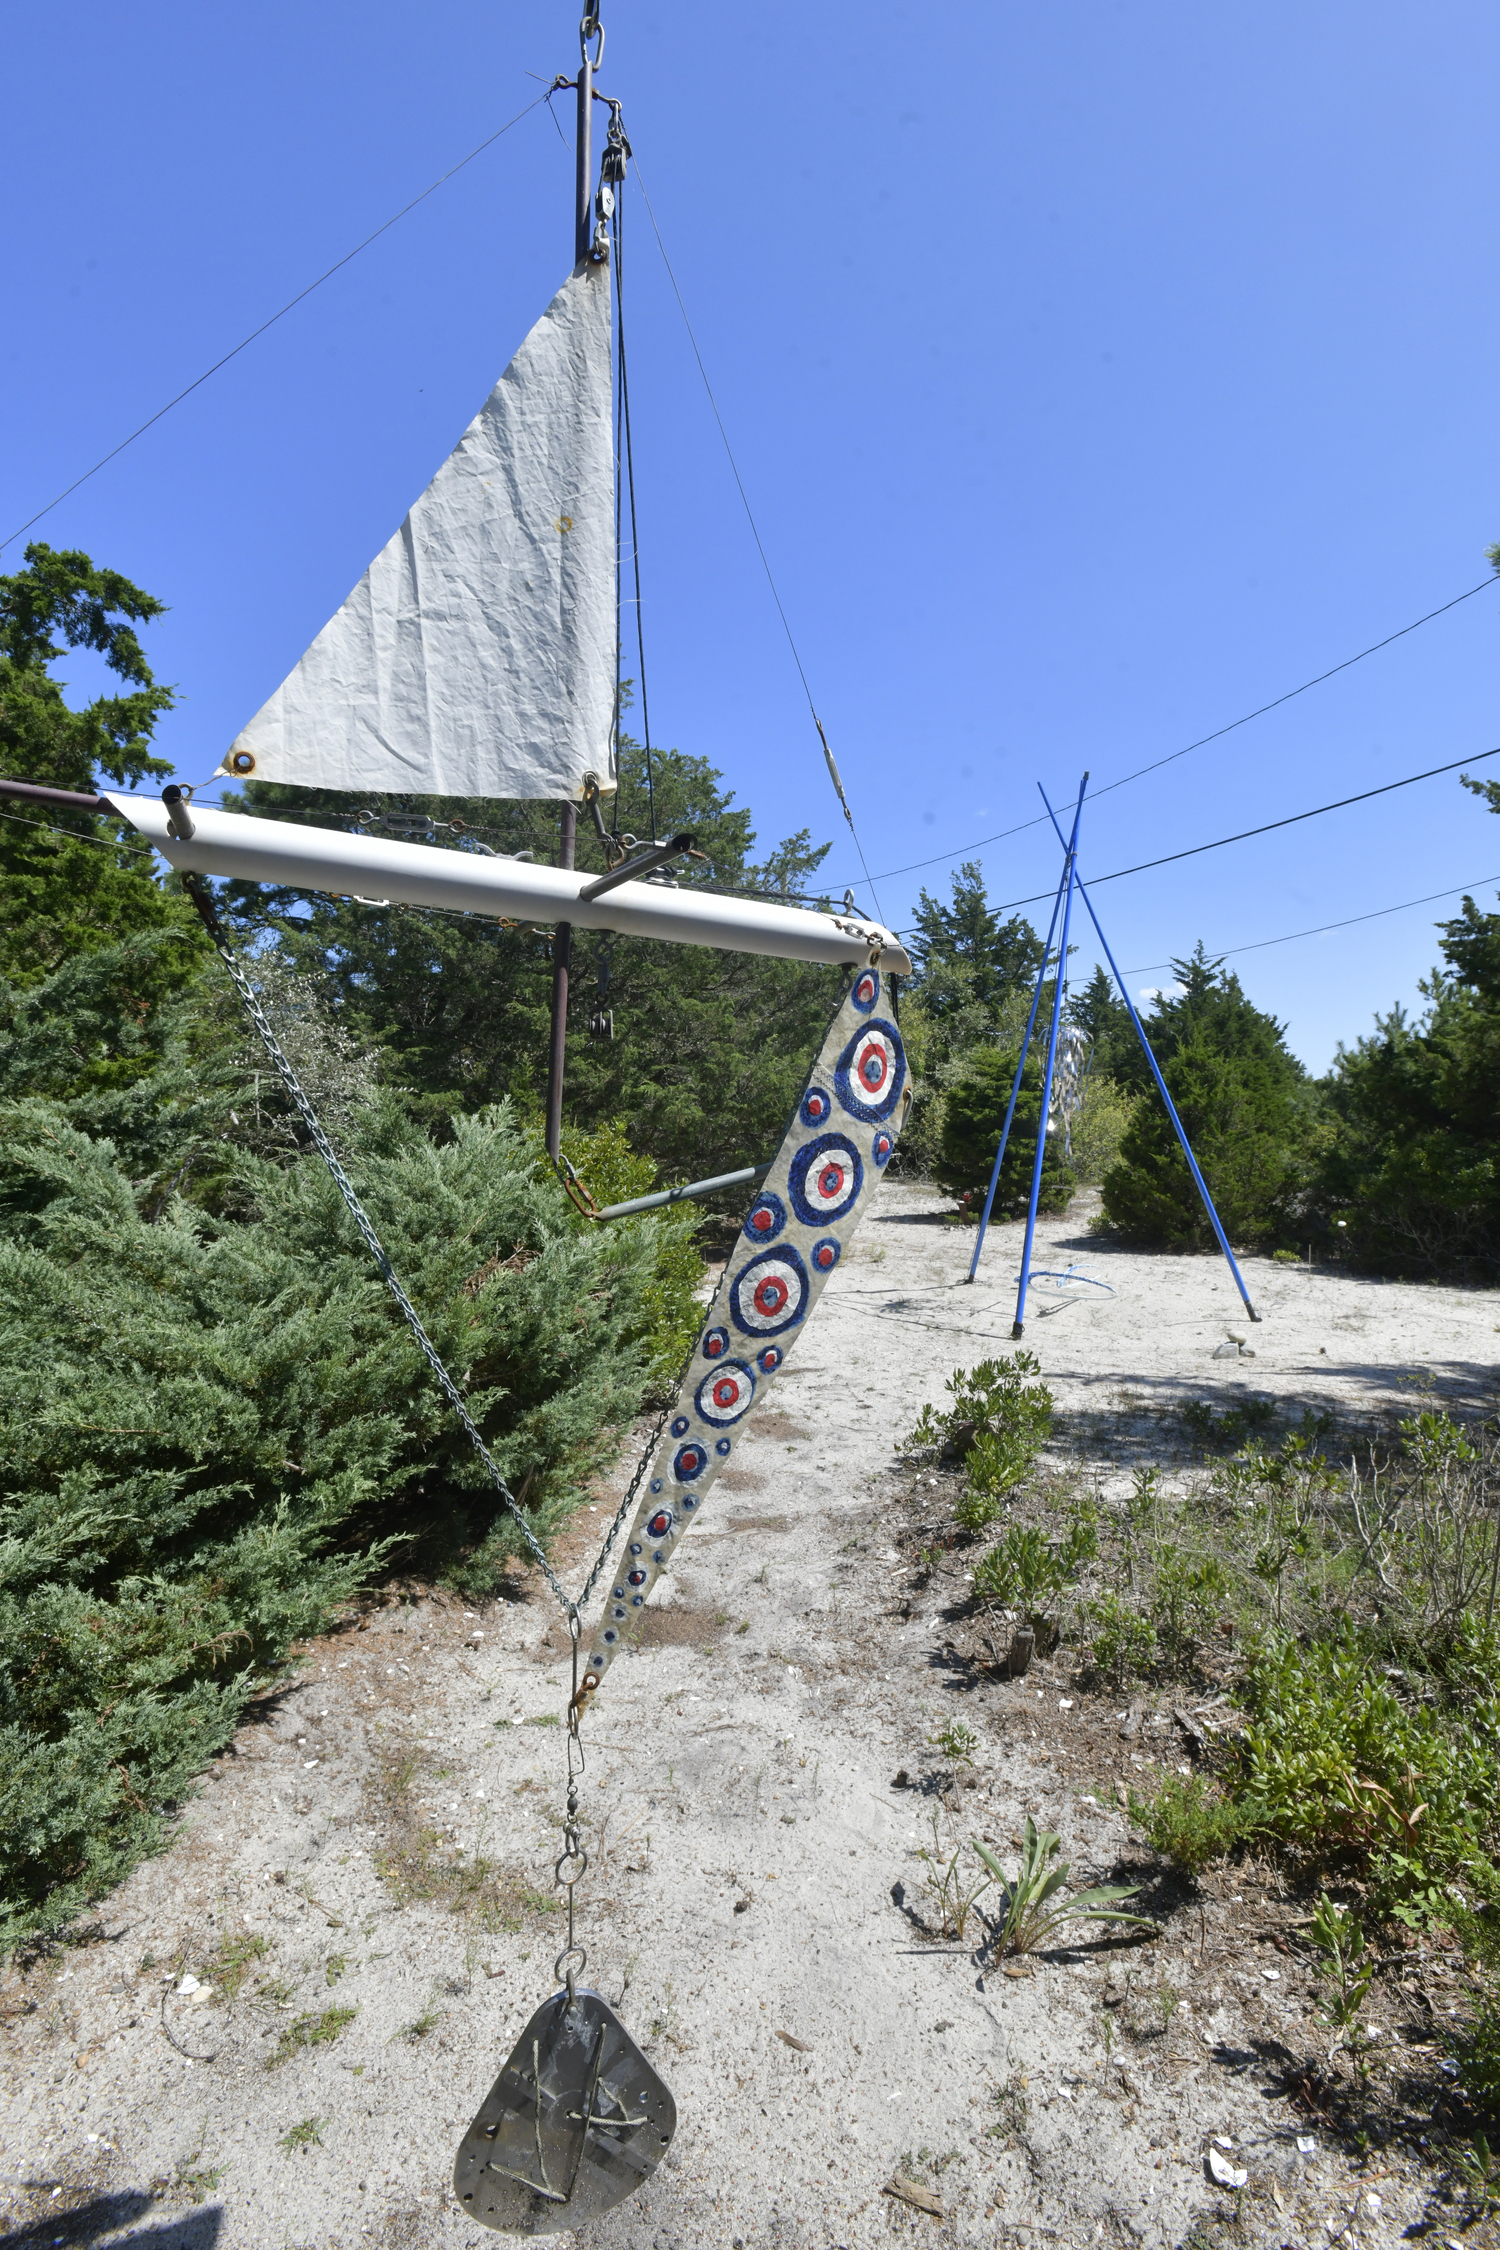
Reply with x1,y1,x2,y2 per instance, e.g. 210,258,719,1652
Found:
931,1718,979,1767
903,1356,1053,1525
367,1744,562,1929
736,1619,750,1634
1150,1545,1232,1672
277,2117,325,2153
985,2069,1028,2143
267,2005,358,2069
1449,2133,1500,2221
1157,1982,1181,2034
173,2157,225,2204
1082,1590,1155,1687
523,1714,560,1728
1181,1398,1278,1452
972,1503,1097,1631
1308,1893,1376,2080
324,1953,348,1986
1128,1772,1251,1878
975,1817,1157,1955
397,2008,443,2041
209,1929,268,2003
914,1811,993,1941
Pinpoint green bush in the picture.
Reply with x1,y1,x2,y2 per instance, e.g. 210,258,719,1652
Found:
0,1097,679,1947
901,1354,1053,1473
934,1045,1075,1213
1083,1589,1156,1687
1127,1772,1252,1877
972,1506,1097,1628
1100,945,1312,1249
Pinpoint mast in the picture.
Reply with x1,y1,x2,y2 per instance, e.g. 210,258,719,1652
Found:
545,7,600,1162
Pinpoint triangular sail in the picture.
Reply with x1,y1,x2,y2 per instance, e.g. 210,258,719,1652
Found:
223,260,616,801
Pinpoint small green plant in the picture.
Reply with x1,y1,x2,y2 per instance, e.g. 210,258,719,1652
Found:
324,1953,348,1986
1157,1982,1181,2034
278,2117,326,2153
174,2160,225,2203
1450,2133,1500,2221
523,1713,560,1728
901,1356,1054,1508
1181,1397,1278,1452
914,1811,993,1941
397,2008,443,2041
972,1503,1097,1631
974,1817,1158,1955
1083,1590,1156,1687
1150,1544,1231,1673
1308,1892,1376,2079
267,2005,358,2069
1127,1772,1250,1878
209,1929,268,2003
1272,1248,1303,1265
1453,1983,1500,2115
931,1717,979,1767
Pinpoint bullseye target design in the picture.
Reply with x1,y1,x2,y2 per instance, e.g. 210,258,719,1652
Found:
646,1508,674,1540
788,1134,864,1227
673,1440,710,1482
670,1416,689,1438
872,1129,894,1166
756,1344,783,1375
729,1245,811,1337
800,1085,833,1128
851,969,880,1014
743,1193,786,1244
834,1018,905,1124
695,1358,757,1425
701,1326,730,1361
810,1237,841,1273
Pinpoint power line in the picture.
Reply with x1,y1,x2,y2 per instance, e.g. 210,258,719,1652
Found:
1122,872,1500,978
835,576,1498,891
0,93,548,555
629,158,887,923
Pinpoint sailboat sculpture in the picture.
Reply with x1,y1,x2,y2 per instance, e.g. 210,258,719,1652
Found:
17,13,914,2230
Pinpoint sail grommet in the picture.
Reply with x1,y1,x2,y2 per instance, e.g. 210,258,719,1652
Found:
227,751,255,775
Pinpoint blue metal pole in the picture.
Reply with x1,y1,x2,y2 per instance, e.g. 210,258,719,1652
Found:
1011,777,1087,1337
1038,788,1261,1324
964,859,1072,1285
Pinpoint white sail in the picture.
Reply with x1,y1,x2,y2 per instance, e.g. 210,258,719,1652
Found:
222,261,616,802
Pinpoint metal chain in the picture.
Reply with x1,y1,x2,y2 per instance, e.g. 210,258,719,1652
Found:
553,1618,590,2001
183,876,573,1611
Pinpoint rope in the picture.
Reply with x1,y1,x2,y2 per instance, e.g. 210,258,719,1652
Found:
1,94,550,555
613,172,657,843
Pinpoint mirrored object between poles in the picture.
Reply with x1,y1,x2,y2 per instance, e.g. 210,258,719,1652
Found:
453,1987,676,2233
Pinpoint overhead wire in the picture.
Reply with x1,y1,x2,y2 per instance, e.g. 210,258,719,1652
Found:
629,159,886,924
977,745,1500,917
1122,872,1500,978
0,92,550,555
832,576,1499,892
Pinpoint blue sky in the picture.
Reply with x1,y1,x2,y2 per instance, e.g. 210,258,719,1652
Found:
5,1,1498,1069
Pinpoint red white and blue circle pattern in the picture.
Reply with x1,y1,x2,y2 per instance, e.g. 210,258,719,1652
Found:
695,1359,757,1425
729,1245,810,1337
788,1133,864,1227
834,1019,905,1124
743,1192,786,1244
581,973,909,1702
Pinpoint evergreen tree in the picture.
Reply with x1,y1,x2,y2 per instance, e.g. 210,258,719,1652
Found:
909,861,1044,1022
1318,795,1500,1275
1101,944,1309,1247
0,544,192,984
1066,962,1135,1080
935,1044,1076,1215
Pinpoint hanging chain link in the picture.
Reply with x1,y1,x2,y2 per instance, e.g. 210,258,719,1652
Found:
553,1618,590,2000
579,5,604,70
183,875,574,1611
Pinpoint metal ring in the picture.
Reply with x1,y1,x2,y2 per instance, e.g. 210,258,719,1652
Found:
554,1942,588,1983
554,1845,589,1889
579,18,604,68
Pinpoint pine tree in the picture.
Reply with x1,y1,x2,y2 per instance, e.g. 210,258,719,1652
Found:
1101,945,1309,1247
935,1044,1076,1215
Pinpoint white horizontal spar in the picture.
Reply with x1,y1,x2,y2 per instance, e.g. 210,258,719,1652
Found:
106,795,913,976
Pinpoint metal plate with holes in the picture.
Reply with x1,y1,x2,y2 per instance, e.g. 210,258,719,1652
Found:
453,1988,675,2234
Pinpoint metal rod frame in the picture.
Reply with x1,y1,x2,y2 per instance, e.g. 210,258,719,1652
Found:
1010,778,1087,1336
1036,784,1261,1324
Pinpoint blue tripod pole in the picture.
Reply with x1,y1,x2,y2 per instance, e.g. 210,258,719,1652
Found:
964,833,1076,1286
1038,786,1261,1325
1011,778,1087,1337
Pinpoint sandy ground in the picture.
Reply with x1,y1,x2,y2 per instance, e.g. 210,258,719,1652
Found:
3,1185,1497,2250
